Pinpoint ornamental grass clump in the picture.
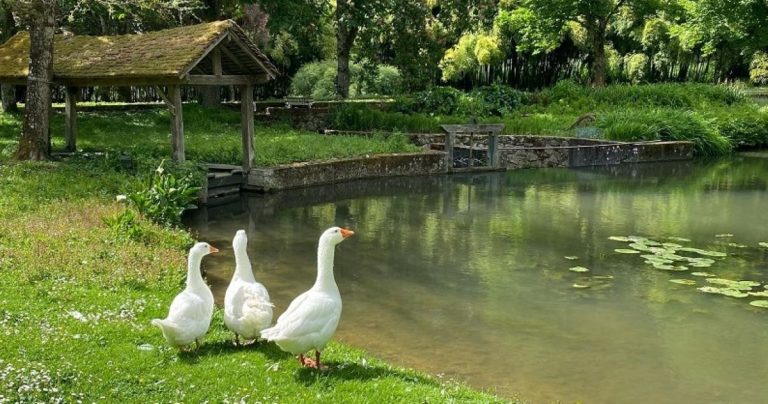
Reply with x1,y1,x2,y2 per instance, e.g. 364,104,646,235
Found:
596,108,732,157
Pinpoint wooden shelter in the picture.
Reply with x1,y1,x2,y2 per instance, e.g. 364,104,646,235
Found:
0,20,278,170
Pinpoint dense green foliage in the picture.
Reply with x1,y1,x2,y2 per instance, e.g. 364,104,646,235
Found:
331,82,765,157
596,109,732,157
289,59,402,98
0,158,504,403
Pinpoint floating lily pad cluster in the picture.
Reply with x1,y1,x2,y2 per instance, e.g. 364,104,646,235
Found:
609,235,725,272
697,279,763,299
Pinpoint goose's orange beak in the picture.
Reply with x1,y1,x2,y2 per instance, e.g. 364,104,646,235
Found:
340,228,355,239
208,245,219,254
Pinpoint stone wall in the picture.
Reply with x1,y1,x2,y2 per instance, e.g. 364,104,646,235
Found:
259,107,331,132
499,141,694,169
245,151,447,191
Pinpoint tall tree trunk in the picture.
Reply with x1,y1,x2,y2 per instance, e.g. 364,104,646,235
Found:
14,0,55,161
335,0,358,99
590,33,607,87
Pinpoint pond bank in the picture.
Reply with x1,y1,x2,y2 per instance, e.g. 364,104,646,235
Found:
207,134,694,197
0,160,506,403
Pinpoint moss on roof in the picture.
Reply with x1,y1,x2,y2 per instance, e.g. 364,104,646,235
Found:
0,20,277,81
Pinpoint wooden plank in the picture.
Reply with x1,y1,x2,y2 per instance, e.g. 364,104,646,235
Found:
64,86,78,152
227,32,276,79
440,124,504,134
183,74,266,85
154,85,176,115
444,130,455,171
178,31,229,77
488,133,499,168
240,84,254,171
219,45,250,73
211,47,222,76
169,85,185,162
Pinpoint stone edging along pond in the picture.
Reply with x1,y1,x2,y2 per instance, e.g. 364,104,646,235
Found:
233,134,694,194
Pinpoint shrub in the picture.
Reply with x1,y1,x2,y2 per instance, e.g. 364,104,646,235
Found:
364,65,403,96
717,109,768,148
409,86,464,115
129,160,201,227
750,52,768,86
291,60,398,98
469,84,526,116
597,109,732,157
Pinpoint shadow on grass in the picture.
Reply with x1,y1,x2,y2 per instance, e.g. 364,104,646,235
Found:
294,361,439,387
176,339,292,363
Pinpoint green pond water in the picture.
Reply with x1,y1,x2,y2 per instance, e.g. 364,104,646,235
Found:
187,152,768,403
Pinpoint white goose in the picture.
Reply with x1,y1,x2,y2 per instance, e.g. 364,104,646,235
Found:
261,226,354,369
224,229,273,345
151,242,218,351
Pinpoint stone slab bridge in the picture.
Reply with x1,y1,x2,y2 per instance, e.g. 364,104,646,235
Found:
0,20,278,171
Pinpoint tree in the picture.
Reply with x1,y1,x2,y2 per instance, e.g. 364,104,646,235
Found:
14,0,55,161
496,0,653,86
0,0,17,112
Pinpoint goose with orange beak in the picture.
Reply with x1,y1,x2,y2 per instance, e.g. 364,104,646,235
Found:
152,242,218,351
261,227,354,369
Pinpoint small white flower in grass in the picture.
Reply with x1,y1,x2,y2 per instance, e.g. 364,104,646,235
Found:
115,194,127,202
68,311,87,322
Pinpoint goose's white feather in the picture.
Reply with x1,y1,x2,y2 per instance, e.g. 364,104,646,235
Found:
152,242,215,349
261,227,352,356
224,230,273,339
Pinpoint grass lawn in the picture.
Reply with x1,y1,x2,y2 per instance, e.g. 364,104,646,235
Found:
0,158,506,402
0,104,420,167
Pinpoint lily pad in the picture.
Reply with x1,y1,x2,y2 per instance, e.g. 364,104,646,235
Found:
759,242,768,248
615,249,641,254
705,278,758,290
748,291,768,297
652,262,688,271
627,236,649,242
697,286,749,298
564,256,579,260
569,266,590,273
727,242,747,248
715,233,734,238
677,247,727,257
629,243,651,251
572,283,591,289
669,279,696,286
688,261,714,268
691,272,716,277
662,242,683,249
592,275,614,280
667,237,691,242
608,236,631,242
749,300,768,308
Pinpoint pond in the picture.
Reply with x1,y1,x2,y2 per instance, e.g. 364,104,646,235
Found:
186,152,768,403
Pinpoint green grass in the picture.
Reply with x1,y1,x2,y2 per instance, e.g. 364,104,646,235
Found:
0,159,505,402
328,83,767,155
0,104,420,167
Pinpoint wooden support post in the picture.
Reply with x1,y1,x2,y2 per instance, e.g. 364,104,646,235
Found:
488,132,499,168
240,84,254,171
168,85,185,162
64,86,78,152
444,131,454,171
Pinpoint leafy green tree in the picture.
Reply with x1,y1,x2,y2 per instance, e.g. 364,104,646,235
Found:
498,0,655,87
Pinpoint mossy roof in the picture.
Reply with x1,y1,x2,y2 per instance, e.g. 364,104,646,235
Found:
0,20,278,83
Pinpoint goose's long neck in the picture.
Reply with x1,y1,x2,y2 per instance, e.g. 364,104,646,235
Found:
186,253,207,291
312,241,338,292
234,246,255,282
